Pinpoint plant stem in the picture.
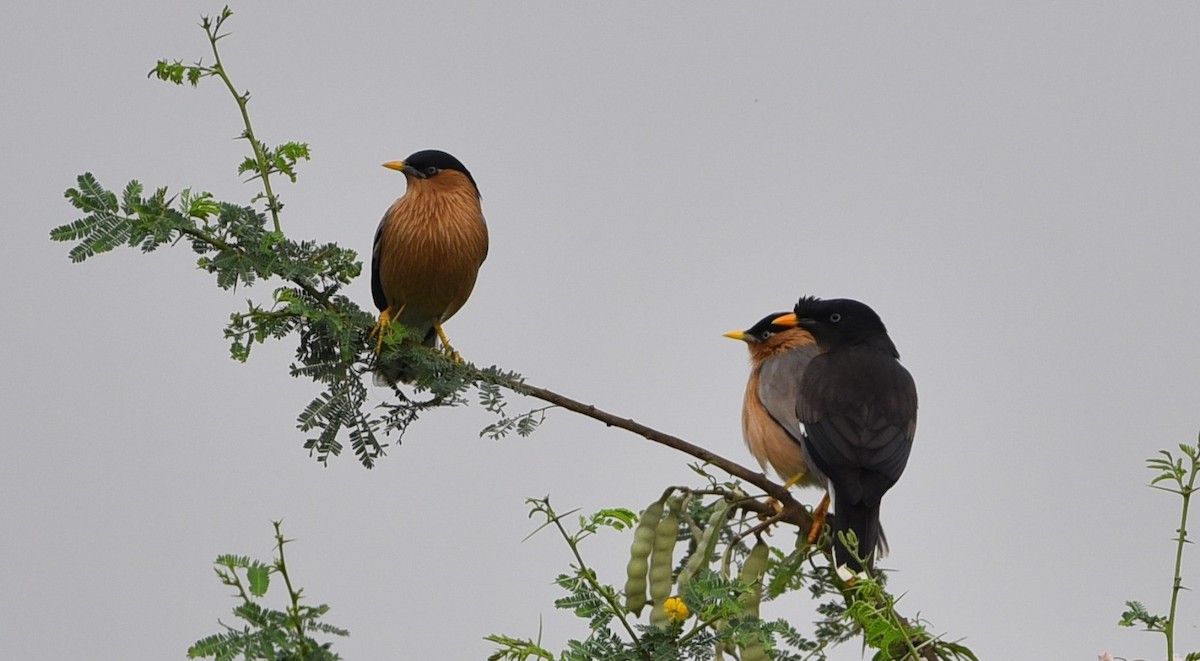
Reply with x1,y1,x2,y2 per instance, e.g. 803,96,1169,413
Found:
272,521,306,643
203,10,283,233
222,566,251,603
544,504,645,655
1165,445,1198,659
676,612,726,645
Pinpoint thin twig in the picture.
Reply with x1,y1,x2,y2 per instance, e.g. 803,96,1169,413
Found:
506,380,813,532
203,8,283,233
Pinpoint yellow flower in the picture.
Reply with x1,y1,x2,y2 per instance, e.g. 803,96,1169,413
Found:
663,596,689,622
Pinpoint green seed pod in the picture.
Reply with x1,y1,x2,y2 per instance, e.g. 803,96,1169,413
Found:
677,499,731,599
738,538,770,619
739,635,769,661
648,495,683,627
623,496,666,616
736,540,772,659
718,628,737,657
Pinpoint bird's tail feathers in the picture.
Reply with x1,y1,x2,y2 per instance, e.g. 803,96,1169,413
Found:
831,499,882,575
875,524,889,560
373,364,411,387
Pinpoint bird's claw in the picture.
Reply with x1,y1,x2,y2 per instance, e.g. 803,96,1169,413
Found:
433,323,464,363
371,309,393,355
766,497,784,516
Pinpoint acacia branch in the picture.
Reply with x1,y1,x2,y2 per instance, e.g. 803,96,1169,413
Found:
505,380,814,531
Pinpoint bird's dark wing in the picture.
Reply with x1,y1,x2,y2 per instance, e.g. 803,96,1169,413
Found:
370,212,388,312
802,416,913,506
757,343,820,445
797,350,917,507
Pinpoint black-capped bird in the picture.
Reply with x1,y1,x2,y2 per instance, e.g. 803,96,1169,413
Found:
774,297,917,575
723,313,821,490
371,149,488,383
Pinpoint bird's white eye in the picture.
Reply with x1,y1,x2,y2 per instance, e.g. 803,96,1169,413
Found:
829,313,842,323
424,166,439,176
760,331,773,340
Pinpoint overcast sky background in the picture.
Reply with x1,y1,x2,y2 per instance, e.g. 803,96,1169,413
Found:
3,2,1199,659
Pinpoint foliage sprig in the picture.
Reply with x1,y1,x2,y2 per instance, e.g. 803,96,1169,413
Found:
188,521,347,660
149,5,309,230
1119,437,1200,661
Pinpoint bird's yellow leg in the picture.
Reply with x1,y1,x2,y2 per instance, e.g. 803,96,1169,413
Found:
434,323,463,363
807,491,831,544
371,306,402,355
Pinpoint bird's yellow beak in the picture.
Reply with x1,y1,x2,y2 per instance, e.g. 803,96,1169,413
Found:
382,160,407,172
723,330,748,341
772,313,799,327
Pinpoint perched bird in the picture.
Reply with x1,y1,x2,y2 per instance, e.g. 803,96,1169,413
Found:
723,313,821,490
371,149,489,383
774,297,917,575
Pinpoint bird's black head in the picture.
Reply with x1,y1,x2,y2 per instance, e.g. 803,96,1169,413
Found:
783,296,898,356
724,312,794,344
390,149,480,196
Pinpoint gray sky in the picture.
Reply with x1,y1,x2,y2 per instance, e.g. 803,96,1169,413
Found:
3,2,1199,659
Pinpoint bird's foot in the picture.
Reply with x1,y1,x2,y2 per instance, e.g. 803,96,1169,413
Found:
763,471,811,516
766,472,809,515
433,323,463,363
766,497,784,515
371,309,394,355
807,492,831,544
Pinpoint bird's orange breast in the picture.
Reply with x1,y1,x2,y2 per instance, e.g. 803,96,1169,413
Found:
377,178,488,325
742,368,809,483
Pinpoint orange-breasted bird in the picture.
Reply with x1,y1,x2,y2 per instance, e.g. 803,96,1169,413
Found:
774,296,917,575
371,149,488,383
723,313,822,490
